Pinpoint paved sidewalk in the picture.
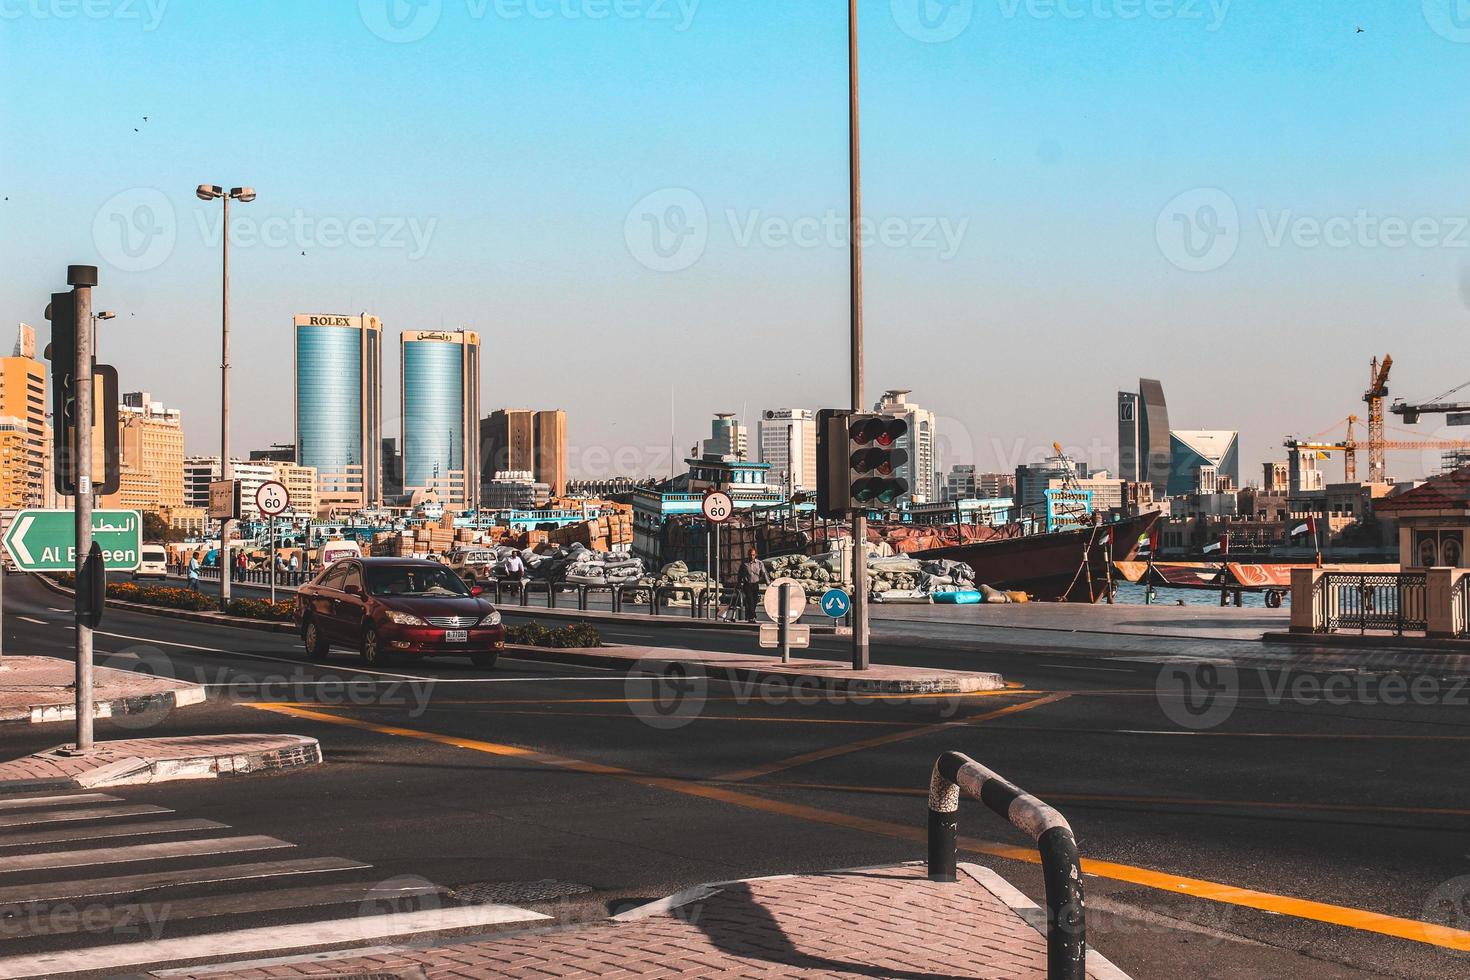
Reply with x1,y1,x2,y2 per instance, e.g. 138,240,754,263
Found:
516,644,1006,694
157,863,1130,979
0,655,206,725
0,733,321,791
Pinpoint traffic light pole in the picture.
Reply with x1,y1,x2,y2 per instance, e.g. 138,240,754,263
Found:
847,0,869,671
70,265,97,751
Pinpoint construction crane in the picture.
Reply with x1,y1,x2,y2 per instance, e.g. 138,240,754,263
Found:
1284,418,1470,483
1363,355,1392,484
1391,377,1470,425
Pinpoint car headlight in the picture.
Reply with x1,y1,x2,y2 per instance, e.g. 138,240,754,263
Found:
385,609,428,626
479,610,502,627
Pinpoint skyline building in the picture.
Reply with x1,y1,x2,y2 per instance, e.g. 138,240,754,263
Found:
1118,379,1171,497
703,413,748,460
480,409,567,499
874,389,937,505
184,456,278,521
1168,429,1240,496
0,325,48,508
294,313,382,511
401,330,480,510
758,409,817,492
100,391,185,513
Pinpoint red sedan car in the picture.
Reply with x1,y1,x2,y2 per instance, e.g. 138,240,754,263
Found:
294,557,505,668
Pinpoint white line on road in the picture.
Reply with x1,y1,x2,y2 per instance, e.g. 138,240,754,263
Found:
0,903,550,979
0,835,292,874
1038,664,1138,673
0,793,119,812
17,616,49,626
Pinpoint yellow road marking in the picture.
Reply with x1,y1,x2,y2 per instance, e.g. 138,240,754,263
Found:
713,693,1070,783
750,782,1470,818
245,701,1470,952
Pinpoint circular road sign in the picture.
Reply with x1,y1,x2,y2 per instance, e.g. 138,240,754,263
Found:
702,490,734,524
820,588,851,619
255,480,290,517
764,577,807,623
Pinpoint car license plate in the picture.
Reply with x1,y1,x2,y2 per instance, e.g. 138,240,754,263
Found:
445,630,468,644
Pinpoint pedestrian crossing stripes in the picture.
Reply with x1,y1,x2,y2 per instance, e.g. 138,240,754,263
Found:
0,790,545,978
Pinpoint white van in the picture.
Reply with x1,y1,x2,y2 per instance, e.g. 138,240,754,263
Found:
316,539,363,570
134,544,168,580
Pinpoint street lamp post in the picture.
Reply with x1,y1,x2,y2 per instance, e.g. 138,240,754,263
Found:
196,184,255,612
847,0,869,671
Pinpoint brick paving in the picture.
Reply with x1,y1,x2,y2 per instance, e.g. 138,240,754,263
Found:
161,864,1129,979
0,654,205,724
0,733,321,787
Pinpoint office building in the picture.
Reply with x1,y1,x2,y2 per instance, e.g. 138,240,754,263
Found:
484,471,551,510
184,457,277,521
480,409,568,499
0,325,48,508
758,409,816,491
1118,379,1171,497
874,390,937,504
248,444,297,463
294,313,382,511
269,461,318,517
1015,455,1092,514
1168,430,1240,497
401,330,480,511
382,438,403,500
945,464,977,502
703,413,748,460
99,392,185,513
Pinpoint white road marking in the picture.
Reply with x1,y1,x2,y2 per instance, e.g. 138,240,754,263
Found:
0,856,369,905
0,803,170,829
0,835,291,874
0,818,228,848
1038,664,1137,673
17,615,49,626
0,793,119,811
0,904,550,979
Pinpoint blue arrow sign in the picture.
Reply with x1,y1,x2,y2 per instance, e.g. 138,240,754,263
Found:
821,588,851,619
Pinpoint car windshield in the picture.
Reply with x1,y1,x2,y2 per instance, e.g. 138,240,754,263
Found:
366,566,471,598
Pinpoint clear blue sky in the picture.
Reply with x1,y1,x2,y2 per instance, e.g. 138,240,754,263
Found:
4,1,1469,481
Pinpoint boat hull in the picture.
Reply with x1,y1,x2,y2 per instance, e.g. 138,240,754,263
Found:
915,512,1163,603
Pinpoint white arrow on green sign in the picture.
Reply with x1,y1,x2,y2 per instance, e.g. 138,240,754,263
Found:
3,509,143,572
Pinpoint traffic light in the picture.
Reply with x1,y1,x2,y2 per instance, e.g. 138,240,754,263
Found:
815,409,850,519
47,290,121,496
846,415,909,510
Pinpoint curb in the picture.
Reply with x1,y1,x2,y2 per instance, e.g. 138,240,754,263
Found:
32,573,296,633
0,735,322,793
504,647,1004,694
0,686,206,728
1264,630,1470,653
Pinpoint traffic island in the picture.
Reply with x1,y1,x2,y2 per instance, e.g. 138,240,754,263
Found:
155,863,1130,979
0,733,321,792
0,655,206,726
507,643,1005,694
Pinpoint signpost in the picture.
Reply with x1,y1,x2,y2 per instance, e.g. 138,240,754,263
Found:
209,479,241,520
821,588,851,620
255,481,290,604
702,489,734,621
3,510,143,573
762,577,807,664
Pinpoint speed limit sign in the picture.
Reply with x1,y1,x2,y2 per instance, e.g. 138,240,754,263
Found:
701,490,734,524
255,480,290,517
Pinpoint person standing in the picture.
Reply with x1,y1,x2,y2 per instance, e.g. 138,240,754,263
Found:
503,551,525,582
187,553,201,592
736,548,769,623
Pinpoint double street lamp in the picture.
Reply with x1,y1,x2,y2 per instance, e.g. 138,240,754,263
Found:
196,184,255,611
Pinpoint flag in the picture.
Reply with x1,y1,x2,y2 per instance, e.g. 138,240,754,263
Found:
1291,518,1317,538
1202,534,1229,555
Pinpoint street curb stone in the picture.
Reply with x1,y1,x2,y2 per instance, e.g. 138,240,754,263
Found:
0,734,322,793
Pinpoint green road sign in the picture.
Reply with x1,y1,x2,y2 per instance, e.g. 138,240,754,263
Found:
3,510,143,572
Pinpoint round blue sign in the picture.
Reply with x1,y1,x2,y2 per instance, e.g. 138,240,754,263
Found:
820,588,852,619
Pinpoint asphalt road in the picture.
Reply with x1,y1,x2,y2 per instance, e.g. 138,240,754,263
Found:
6,573,1470,979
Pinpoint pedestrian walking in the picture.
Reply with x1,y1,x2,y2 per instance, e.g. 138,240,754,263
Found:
187,553,201,592
736,548,769,623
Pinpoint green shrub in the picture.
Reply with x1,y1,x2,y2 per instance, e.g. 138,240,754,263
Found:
226,598,295,621
505,621,601,648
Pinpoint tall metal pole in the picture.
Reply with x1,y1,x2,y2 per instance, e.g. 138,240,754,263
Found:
71,265,96,750
219,194,232,612
848,0,869,671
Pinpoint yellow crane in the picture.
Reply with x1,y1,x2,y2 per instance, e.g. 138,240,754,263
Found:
1284,414,1470,483
1364,355,1393,483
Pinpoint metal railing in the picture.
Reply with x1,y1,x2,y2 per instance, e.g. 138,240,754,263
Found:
1455,574,1470,638
196,566,311,589
927,750,1084,980
1312,571,1427,635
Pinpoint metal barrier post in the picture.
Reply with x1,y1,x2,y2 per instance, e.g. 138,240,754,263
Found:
927,750,1085,980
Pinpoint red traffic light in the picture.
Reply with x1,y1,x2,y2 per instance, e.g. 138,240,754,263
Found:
849,416,908,447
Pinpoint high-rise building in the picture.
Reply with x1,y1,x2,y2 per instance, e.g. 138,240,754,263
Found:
294,313,382,511
401,330,480,510
381,437,403,500
703,413,748,460
1168,430,1240,496
184,457,277,521
100,392,185,513
479,409,568,500
269,461,318,517
874,390,938,504
0,325,48,508
945,464,976,501
1117,391,1140,482
758,409,816,491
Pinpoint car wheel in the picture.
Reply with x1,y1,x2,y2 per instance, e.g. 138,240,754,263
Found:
360,625,391,667
302,618,331,662
470,651,498,670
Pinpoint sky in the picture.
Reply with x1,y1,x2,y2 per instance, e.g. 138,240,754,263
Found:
4,0,1470,484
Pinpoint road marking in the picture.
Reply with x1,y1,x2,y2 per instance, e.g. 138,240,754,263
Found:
17,615,49,626
1038,663,1136,673
0,793,118,811
0,834,292,874
251,702,1470,953
0,803,169,829
0,903,549,979
714,693,1071,783
0,856,370,906
0,818,228,848
395,689,1039,707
